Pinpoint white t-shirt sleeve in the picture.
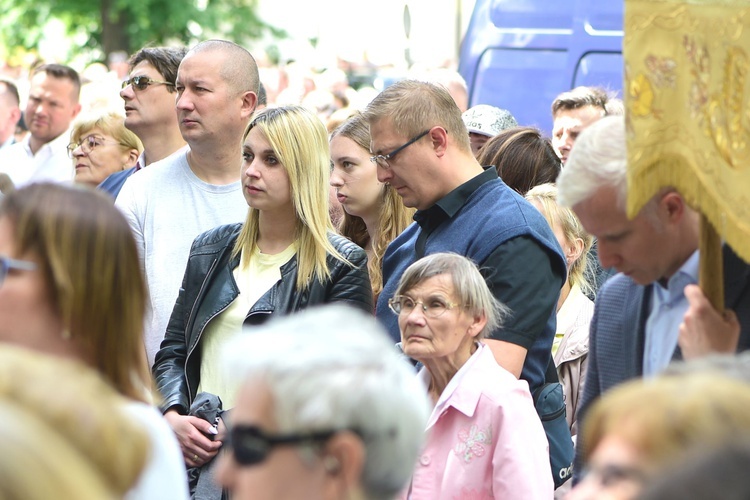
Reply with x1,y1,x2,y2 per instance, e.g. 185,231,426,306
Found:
115,174,146,269
123,402,189,500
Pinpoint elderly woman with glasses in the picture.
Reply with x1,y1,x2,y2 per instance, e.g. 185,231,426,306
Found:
216,305,431,500
68,110,142,188
391,252,553,499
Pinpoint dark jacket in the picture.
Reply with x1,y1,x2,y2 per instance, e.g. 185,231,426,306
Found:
572,244,750,483
153,223,373,413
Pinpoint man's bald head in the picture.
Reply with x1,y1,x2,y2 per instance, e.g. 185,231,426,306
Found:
188,40,259,97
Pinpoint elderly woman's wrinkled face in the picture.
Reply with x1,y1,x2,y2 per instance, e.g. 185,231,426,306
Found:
0,217,63,352
397,274,480,363
565,434,646,500
217,379,330,500
71,126,136,186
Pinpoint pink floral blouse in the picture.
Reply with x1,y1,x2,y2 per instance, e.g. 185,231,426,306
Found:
403,343,554,500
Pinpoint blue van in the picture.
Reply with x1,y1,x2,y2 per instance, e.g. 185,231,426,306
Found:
458,0,624,135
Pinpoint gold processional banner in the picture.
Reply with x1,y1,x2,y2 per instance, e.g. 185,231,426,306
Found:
625,0,750,264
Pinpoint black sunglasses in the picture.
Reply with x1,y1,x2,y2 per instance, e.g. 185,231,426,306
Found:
228,425,337,466
121,75,175,91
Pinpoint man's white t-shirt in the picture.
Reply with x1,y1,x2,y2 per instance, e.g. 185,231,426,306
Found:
116,148,248,365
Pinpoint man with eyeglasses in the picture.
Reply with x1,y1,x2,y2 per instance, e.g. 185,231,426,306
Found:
363,80,567,394
116,40,258,370
0,64,81,188
98,46,187,198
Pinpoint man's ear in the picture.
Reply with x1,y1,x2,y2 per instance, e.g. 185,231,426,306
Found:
321,431,366,500
430,126,449,157
661,190,685,223
240,91,259,120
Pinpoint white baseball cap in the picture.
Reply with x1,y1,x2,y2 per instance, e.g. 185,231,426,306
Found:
462,104,518,138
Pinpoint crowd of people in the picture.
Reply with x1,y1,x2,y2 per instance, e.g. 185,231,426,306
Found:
0,35,748,500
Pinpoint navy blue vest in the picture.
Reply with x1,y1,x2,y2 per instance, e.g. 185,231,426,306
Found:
376,176,565,388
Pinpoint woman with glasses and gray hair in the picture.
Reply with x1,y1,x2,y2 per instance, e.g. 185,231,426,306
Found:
390,252,553,499
216,304,431,500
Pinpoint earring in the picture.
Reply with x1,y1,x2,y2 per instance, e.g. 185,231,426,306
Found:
323,455,340,474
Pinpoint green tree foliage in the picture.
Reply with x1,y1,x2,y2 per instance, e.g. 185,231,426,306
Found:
0,0,285,63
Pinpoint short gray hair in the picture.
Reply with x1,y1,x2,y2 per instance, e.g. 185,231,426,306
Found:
393,252,510,339
222,305,430,500
556,115,628,209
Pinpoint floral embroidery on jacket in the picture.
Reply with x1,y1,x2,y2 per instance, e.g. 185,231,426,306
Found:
454,424,492,463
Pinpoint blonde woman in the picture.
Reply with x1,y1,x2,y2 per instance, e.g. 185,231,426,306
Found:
153,105,373,471
526,183,593,435
68,110,142,187
0,183,187,499
330,112,415,303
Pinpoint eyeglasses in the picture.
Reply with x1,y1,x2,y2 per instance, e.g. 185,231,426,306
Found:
227,424,337,466
579,463,646,488
370,130,430,169
121,75,175,91
67,135,123,158
0,256,36,286
388,294,463,318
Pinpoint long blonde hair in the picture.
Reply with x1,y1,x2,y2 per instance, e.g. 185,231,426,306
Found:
525,183,593,297
233,105,350,289
331,113,415,300
0,183,152,403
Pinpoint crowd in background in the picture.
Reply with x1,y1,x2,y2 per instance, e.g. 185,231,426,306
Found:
0,36,748,500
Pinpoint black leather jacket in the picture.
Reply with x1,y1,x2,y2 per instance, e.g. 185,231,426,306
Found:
153,223,372,413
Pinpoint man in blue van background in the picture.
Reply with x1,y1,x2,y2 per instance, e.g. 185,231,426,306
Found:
363,79,567,393
551,86,622,165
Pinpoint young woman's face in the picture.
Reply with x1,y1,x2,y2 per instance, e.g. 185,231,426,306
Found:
329,135,383,221
0,217,63,352
241,127,293,215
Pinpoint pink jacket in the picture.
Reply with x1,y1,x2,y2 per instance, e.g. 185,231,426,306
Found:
405,344,554,500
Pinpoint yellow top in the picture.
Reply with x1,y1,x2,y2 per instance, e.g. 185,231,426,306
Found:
197,244,296,408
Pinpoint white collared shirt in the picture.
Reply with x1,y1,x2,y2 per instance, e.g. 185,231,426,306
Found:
643,250,700,376
0,132,74,188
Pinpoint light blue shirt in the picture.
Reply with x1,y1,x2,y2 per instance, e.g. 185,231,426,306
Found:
643,250,700,376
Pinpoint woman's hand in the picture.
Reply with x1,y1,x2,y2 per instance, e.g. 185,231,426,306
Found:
165,410,222,468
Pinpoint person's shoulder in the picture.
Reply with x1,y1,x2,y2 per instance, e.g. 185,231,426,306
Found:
596,272,643,303
0,141,27,169
134,149,189,183
191,223,243,252
328,232,365,257
469,346,530,396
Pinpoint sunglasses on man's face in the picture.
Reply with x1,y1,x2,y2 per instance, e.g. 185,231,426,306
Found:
121,75,175,91
228,425,337,466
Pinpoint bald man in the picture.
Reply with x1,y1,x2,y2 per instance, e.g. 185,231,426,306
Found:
116,40,260,366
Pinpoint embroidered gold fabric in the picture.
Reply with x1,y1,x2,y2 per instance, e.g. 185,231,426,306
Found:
625,0,750,263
